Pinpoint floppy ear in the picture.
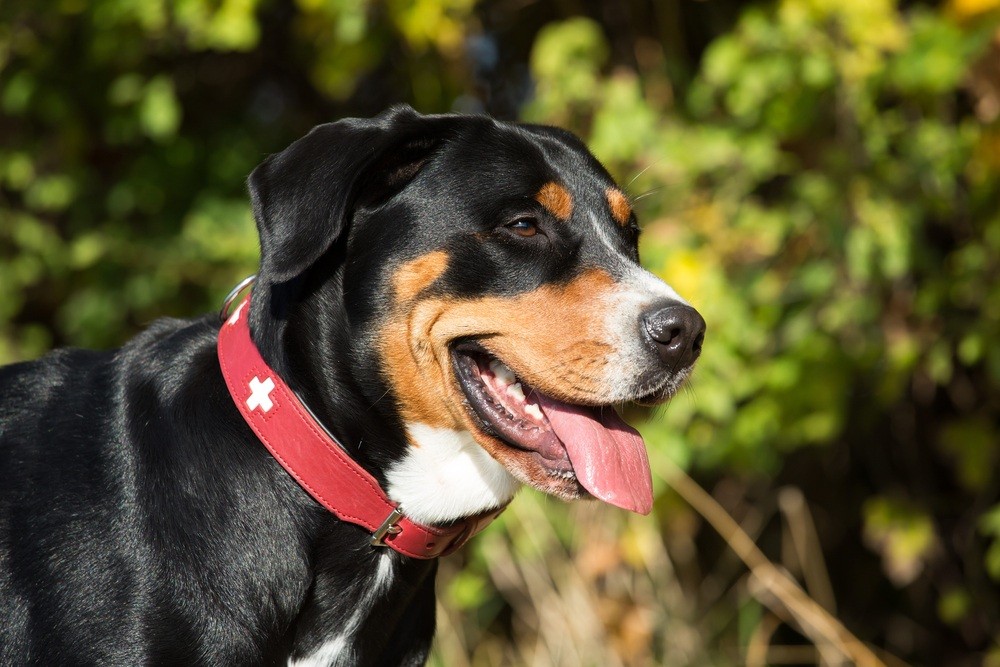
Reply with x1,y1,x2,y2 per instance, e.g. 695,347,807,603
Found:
248,105,454,284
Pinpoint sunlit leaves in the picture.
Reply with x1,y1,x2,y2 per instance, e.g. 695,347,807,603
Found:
139,76,182,140
885,11,973,95
590,73,658,163
979,505,1000,580
863,497,938,586
388,0,476,54
525,17,609,125
938,418,998,490
175,0,262,51
295,0,475,102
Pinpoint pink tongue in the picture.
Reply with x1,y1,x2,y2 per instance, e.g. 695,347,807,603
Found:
536,396,653,515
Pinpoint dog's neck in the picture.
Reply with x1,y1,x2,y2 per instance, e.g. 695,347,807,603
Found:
250,270,520,527
287,532,438,665
249,269,405,481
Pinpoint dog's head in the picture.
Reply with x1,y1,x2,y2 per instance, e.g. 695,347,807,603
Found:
247,106,704,524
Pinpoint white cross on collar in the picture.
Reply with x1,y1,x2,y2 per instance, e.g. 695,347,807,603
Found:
246,376,275,413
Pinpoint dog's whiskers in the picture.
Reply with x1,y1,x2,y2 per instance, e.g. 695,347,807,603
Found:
631,187,664,204
626,157,666,189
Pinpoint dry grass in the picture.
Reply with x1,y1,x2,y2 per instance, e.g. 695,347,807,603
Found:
430,454,908,666
433,495,705,666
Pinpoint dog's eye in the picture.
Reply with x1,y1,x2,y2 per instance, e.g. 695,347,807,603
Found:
507,217,538,237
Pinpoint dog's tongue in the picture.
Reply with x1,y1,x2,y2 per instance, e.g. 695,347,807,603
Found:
535,396,653,515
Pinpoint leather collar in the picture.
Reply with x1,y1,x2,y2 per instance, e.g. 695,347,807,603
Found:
217,294,503,559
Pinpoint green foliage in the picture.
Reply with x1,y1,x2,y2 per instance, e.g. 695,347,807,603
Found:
979,505,1000,580
3,0,1000,663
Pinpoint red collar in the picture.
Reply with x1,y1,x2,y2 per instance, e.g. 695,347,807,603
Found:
216,294,503,559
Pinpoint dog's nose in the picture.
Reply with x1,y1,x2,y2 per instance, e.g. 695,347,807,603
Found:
642,302,706,369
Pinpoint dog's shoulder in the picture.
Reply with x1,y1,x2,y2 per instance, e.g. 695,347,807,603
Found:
0,315,218,416
0,314,223,498
0,313,314,664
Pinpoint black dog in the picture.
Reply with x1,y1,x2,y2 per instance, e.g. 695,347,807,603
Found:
0,106,704,665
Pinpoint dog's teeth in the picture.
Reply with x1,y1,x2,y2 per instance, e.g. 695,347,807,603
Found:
524,403,543,421
489,359,516,385
507,382,525,402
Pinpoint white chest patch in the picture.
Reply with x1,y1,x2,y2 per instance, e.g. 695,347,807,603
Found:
385,424,520,525
288,553,395,667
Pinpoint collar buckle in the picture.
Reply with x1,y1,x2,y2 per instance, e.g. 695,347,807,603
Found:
370,507,405,547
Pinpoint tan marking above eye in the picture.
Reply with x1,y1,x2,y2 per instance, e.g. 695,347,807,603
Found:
392,250,450,303
606,188,632,226
535,181,574,220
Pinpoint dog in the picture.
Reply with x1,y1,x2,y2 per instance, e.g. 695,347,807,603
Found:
0,106,705,665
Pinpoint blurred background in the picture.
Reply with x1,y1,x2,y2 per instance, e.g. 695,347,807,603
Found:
2,0,999,664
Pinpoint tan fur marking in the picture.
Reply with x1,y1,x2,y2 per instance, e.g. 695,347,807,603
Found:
378,317,456,431
424,270,618,404
607,188,632,226
392,250,450,303
535,181,574,220
377,269,621,448
378,251,454,433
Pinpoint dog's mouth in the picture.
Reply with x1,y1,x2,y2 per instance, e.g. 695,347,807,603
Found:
451,343,653,514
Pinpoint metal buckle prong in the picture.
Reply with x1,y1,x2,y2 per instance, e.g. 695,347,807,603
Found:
371,507,405,547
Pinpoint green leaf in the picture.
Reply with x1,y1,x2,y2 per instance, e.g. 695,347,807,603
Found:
140,76,181,141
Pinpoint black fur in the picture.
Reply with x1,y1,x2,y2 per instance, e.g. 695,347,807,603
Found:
0,106,643,665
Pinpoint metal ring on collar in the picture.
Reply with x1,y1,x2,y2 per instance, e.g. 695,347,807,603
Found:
219,274,257,323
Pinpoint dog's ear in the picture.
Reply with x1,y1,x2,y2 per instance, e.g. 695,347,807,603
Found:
248,105,455,284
